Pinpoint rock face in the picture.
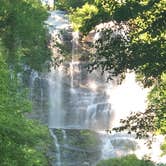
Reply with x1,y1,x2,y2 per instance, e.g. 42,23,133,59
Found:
24,62,112,130
21,69,49,124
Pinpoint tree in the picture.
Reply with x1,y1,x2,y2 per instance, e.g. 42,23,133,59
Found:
0,50,51,165
0,0,51,71
97,154,156,166
0,1,52,164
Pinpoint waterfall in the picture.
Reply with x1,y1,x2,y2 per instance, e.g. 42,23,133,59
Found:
62,129,67,140
40,84,44,112
101,133,114,159
48,66,64,128
29,70,39,100
50,129,62,166
40,9,165,166
85,102,111,130
70,31,80,91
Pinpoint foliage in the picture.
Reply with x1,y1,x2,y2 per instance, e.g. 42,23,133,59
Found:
113,73,166,145
0,53,51,165
127,0,166,85
69,0,114,33
89,0,166,82
54,0,92,11
88,27,130,78
161,138,166,156
0,1,53,165
69,3,99,32
113,109,156,141
97,154,156,166
68,0,166,84
148,73,166,134
56,0,115,34
86,0,166,142
0,0,51,71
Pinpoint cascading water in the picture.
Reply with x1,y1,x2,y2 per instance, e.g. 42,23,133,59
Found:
29,70,39,100
29,2,165,165
24,66,49,123
48,66,64,128
70,31,80,90
44,9,148,166
50,129,62,166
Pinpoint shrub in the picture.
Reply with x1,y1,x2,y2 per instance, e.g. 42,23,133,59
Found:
97,155,155,166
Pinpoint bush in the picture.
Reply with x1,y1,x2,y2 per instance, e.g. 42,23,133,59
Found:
97,155,155,166
69,3,98,31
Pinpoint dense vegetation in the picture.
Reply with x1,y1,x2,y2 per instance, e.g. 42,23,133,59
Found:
0,52,51,165
97,154,165,166
55,0,112,33
0,0,52,165
55,0,166,155
0,0,51,71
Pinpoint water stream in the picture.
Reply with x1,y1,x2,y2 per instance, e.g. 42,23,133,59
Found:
50,129,62,166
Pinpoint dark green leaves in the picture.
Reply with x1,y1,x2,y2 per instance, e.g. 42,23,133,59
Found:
97,154,156,166
0,0,51,71
0,55,51,165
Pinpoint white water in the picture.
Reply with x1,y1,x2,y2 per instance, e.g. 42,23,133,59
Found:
48,66,64,128
70,31,80,93
29,70,39,100
101,133,114,159
50,129,61,166
62,129,67,140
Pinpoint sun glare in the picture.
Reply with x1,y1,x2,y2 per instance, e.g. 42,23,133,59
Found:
88,81,98,91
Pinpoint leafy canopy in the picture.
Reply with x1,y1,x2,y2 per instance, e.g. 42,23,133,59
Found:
0,52,51,165
0,0,51,71
0,0,52,165
97,154,157,166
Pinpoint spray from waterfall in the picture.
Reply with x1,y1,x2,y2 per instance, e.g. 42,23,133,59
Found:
106,72,149,128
